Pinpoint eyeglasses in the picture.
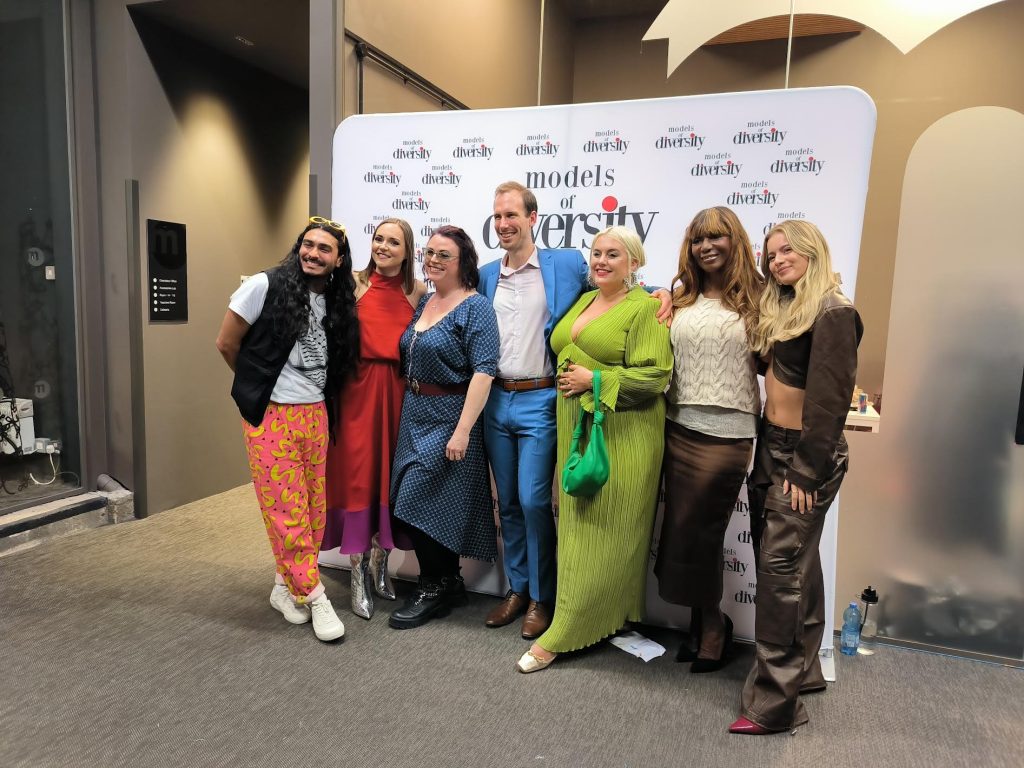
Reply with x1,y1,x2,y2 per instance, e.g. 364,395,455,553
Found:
423,247,456,262
309,216,347,237
691,233,729,245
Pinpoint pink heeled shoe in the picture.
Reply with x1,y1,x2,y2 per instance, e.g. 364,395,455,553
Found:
728,716,777,735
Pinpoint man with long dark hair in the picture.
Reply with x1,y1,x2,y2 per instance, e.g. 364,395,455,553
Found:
216,217,360,641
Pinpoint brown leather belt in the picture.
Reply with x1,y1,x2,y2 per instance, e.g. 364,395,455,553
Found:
493,376,556,392
406,378,469,396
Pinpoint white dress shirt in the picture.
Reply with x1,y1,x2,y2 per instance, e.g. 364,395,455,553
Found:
493,249,553,379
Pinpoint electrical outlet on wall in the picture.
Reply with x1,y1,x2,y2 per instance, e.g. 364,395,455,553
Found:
45,265,56,280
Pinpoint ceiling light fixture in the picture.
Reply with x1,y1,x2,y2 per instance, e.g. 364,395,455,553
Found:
234,35,255,47
644,0,1008,76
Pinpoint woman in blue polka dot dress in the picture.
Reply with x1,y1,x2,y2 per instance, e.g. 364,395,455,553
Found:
389,225,500,630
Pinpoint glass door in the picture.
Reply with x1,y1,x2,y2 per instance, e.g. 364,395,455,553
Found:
0,0,80,512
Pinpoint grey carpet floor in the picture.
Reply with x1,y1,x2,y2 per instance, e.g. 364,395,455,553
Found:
1,485,1021,768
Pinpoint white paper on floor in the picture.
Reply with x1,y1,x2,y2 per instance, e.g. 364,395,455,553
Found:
608,631,666,662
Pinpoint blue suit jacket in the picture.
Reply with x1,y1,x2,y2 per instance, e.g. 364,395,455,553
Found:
478,248,589,368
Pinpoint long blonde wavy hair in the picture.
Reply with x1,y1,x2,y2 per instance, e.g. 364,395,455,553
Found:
671,206,764,347
751,219,842,355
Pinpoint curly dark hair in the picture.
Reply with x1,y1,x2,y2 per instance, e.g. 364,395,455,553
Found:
270,222,361,404
431,225,480,289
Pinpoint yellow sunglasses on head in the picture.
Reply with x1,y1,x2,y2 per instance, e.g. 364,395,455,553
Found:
309,216,347,238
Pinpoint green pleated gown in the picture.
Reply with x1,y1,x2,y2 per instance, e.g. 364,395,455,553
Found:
538,286,672,653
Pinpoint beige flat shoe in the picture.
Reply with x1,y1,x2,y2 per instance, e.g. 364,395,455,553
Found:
516,649,557,674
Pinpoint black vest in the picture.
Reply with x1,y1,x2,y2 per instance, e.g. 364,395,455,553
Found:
231,267,319,427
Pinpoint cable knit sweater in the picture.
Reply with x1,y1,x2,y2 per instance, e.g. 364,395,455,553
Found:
666,294,760,438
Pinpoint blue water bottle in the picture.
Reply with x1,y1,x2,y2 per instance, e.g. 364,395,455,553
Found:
841,601,862,655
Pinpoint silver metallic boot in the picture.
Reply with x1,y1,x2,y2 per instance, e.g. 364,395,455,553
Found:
350,552,374,619
370,532,397,600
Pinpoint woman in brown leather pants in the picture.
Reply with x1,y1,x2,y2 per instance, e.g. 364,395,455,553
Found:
730,220,862,735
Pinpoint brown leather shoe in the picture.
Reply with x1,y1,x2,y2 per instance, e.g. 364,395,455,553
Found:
521,600,551,639
485,590,529,627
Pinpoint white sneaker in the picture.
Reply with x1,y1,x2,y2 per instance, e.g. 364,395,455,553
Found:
310,595,346,641
270,584,311,625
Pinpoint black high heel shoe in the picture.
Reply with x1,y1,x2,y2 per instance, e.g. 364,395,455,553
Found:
676,644,699,662
690,614,733,674
675,610,701,662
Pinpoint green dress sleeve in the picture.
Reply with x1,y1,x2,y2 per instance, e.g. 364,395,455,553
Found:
579,290,672,413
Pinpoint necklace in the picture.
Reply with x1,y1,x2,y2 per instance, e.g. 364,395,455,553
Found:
416,290,466,330
428,290,465,311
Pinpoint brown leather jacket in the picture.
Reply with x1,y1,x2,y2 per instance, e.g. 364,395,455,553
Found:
770,291,863,491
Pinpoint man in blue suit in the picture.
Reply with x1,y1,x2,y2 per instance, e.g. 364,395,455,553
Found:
479,181,669,639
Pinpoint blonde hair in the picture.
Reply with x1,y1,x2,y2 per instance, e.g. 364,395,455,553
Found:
751,220,842,355
671,206,764,346
592,225,646,271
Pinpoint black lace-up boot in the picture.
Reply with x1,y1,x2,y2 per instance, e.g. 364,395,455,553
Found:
388,577,449,629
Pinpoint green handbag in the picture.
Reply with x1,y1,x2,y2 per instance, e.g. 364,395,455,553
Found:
561,369,610,498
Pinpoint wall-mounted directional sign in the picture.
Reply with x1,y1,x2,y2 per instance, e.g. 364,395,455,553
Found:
147,219,188,323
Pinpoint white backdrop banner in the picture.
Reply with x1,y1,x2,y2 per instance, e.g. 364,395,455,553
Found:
322,86,876,648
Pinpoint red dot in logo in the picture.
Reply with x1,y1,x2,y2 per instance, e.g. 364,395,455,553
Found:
771,127,777,132
418,197,423,202
480,144,486,149
762,189,768,195
690,133,695,138
726,160,733,165
809,156,814,162
601,196,618,212
545,140,551,145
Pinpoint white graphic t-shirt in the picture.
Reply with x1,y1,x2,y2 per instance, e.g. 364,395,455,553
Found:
229,273,327,404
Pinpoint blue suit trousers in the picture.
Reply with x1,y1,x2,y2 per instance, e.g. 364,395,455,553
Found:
484,385,557,603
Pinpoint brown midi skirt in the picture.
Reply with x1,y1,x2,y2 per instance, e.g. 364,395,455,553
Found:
654,420,753,607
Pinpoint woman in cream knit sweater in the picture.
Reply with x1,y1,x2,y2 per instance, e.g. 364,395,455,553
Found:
654,206,764,673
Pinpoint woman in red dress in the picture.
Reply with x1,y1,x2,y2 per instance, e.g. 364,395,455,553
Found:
323,218,426,618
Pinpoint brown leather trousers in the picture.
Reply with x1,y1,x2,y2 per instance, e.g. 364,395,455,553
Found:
740,421,848,731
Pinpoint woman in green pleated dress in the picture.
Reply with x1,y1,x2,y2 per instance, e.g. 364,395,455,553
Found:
516,225,672,673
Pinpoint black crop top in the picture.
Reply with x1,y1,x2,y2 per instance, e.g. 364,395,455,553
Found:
771,291,863,491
